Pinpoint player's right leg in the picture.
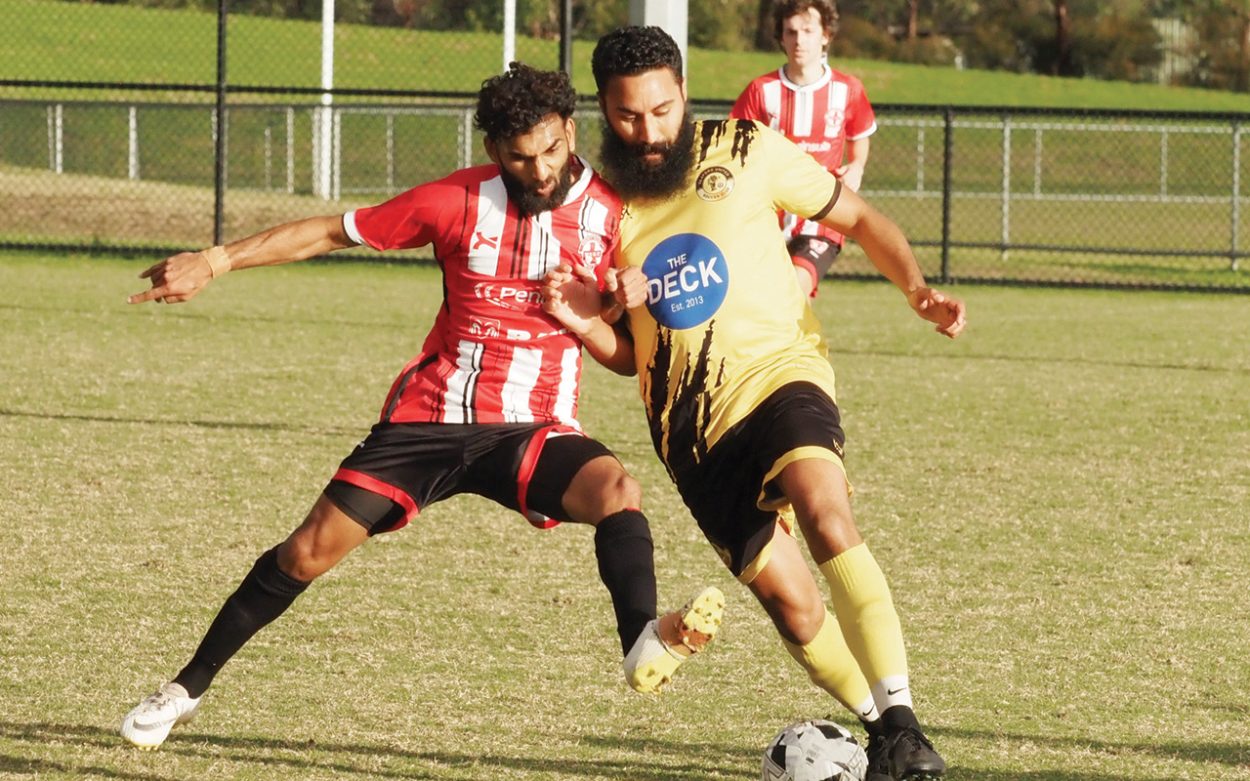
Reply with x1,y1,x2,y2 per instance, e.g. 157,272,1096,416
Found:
527,432,723,694
120,494,368,749
746,522,877,720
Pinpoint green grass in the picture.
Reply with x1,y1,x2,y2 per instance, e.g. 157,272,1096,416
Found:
5,0,1250,109
1,252,1248,780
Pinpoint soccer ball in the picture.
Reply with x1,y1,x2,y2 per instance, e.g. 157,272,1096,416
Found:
760,719,868,781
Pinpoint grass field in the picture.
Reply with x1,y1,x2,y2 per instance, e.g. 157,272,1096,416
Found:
1,252,1248,780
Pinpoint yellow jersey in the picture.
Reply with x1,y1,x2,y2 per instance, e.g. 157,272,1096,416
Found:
618,119,843,471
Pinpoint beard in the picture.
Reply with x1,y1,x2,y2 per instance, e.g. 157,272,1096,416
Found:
598,111,697,201
500,156,576,216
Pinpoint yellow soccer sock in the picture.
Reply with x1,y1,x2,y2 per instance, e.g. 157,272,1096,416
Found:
819,543,914,712
781,607,878,720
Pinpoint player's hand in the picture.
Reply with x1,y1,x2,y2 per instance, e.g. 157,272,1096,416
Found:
907,286,966,339
128,250,214,304
835,162,865,193
608,266,648,310
541,262,604,336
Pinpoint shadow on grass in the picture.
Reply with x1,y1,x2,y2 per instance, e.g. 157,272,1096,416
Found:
0,407,358,438
2,720,1248,781
0,721,749,781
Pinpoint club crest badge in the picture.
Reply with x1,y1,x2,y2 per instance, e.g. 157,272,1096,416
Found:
578,236,606,268
695,166,734,202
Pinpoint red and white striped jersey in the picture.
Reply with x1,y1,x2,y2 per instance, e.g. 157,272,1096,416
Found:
731,65,876,245
343,158,620,427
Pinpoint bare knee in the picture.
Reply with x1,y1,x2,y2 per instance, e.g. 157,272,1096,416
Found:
277,496,368,582
277,535,328,582
763,594,827,645
564,458,642,523
597,469,642,512
750,534,830,645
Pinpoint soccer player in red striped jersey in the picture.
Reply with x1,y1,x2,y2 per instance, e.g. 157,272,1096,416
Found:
117,63,723,751
731,0,876,297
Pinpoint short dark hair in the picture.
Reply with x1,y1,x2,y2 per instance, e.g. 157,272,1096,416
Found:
773,0,839,43
474,62,577,142
591,26,684,93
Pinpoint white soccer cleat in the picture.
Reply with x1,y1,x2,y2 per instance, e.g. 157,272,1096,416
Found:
120,682,202,750
624,586,725,693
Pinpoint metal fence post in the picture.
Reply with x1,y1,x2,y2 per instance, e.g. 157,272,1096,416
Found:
213,0,227,246
940,107,953,284
1233,120,1242,272
1001,113,1011,262
286,107,295,195
128,105,140,181
559,0,573,76
47,103,63,174
1160,126,1169,197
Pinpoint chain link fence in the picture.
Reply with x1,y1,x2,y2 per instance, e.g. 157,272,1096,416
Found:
3,0,1249,291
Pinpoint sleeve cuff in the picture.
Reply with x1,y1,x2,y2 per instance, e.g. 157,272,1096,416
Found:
810,179,842,222
342,211,366,246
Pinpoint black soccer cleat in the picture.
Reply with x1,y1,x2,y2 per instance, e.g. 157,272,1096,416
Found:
882,725,946,780
865,730,892,781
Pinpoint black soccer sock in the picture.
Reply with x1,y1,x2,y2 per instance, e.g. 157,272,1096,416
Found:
594,510,658,655
173,546,309,698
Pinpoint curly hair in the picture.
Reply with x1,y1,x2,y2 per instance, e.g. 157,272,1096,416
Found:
591,26,684,93
474,62,577,143
773,0,839,43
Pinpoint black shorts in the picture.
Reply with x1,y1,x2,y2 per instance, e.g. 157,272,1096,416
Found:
789,234,842,289
324,422,614,534
670,382,846,581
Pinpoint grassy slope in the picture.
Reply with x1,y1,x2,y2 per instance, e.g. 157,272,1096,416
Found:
0,253,1248,780
5,0,1250,109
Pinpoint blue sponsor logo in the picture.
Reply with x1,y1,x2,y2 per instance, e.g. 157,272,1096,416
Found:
641,233,728,329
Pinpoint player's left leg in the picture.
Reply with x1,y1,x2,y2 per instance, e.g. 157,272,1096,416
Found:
529,433,722,693
777,458,945,780
788,234,841,298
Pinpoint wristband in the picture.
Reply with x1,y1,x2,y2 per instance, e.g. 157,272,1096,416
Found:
203,245,232,278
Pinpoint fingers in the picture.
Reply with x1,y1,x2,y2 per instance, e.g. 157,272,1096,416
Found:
910,288,967,339
127,285,171,305
938,300,968,338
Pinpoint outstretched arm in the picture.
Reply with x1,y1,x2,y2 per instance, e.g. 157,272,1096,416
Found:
128,215,354,305
540,263,637,376
819,187,966,338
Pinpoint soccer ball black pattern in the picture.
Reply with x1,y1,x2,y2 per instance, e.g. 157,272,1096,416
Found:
760,719,868,781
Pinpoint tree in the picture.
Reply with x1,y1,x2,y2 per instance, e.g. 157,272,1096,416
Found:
1052,0,1073,75
755,0,775,50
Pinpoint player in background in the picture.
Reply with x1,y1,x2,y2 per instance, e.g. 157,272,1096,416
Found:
731,0,876,298
568,26,964,781
118,62,723,751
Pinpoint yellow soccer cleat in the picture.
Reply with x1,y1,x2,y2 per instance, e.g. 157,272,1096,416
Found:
624,586,725,693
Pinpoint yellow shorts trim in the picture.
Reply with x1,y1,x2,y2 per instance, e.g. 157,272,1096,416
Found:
735,518,792,585
757,445,853,512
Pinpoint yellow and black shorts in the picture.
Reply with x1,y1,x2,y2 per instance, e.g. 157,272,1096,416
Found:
670,381,847,583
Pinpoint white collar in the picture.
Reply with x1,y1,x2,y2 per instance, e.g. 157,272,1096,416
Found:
560,155,593,205
777,62,832,93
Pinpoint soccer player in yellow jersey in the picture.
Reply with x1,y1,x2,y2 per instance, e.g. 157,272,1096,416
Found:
550,26,965,781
